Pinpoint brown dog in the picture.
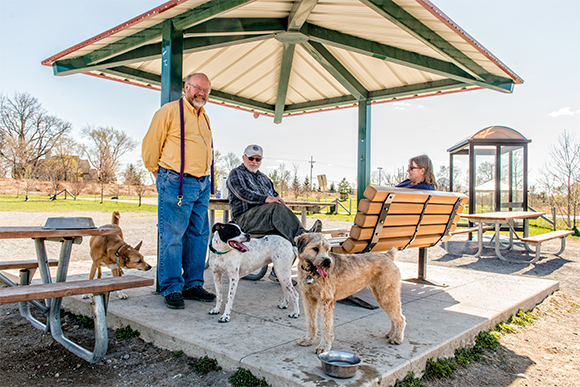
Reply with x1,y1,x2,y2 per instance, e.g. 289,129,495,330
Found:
294,233,406,354
88,211,151,299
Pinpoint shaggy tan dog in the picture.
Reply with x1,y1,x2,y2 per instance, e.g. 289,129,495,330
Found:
87,211,151,299
295,233,406,354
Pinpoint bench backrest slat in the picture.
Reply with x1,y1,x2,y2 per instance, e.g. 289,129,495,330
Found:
336,186,468,254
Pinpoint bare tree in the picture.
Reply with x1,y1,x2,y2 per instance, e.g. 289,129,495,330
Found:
268,164,291,197
81,125,137,203
540,130,580,227
223,152,241,172
0,92,72,178
214,150,241,182
291,163,302,198
123,161,148,206
476,161,495,186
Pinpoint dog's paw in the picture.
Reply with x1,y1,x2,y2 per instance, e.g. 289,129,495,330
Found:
277,300,289,309
116,290,128,299
82,294,90,299
386,333,404,345
297,337,315,347
218,315,230,323
288,312,299,319
315,344,331,354
209,308,220,315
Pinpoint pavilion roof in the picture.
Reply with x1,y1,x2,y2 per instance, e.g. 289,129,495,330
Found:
42,0,523,122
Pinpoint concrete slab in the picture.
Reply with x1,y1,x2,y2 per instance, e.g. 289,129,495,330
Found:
61,260,558,387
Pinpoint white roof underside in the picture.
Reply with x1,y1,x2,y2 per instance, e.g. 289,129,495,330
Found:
43,0,522,119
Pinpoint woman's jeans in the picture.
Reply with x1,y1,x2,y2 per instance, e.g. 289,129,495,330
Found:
156,167,210,297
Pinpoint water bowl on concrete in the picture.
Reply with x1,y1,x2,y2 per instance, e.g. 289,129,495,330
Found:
319,350,361,378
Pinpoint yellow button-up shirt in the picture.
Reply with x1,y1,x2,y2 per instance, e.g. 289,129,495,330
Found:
142,98,212,177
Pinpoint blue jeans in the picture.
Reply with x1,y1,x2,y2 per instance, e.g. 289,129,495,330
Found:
157,167,210,297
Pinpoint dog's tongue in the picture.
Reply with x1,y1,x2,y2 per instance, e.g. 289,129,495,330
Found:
316,266,328,279
229,241,249,252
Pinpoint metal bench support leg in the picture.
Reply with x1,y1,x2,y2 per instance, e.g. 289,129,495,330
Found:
403,247,447,287
418,247,427,280
49,292,109,363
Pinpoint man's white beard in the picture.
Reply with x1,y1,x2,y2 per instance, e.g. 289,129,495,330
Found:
246,166,259,173
193,99,206,109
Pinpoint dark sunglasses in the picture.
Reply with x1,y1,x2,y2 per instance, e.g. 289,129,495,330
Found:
408,165,418,171
248,156,262,162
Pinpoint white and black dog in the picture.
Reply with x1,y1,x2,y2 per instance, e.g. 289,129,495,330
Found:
208,222,300,323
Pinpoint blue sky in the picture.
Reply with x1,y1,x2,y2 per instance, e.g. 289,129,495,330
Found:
1,0,579,188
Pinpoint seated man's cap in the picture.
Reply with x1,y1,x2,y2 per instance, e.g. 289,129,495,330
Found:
244,144,263,158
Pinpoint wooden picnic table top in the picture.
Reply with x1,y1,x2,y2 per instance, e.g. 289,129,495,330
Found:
0,225,122,240
460,211,546,222
209,198,335,209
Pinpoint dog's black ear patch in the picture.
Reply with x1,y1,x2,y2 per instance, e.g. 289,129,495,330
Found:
295,234,309,254
212,223,225,233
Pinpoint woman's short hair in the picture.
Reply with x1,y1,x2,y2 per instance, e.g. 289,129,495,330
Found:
410,154,437,188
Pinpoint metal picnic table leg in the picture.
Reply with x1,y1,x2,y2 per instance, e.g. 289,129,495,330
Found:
507,221,515,249
48,237,110,363
301,208,307,227
474,223,484,257
17,238,55,331
494,223,510,261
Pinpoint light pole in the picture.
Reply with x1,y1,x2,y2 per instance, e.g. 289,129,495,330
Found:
309,156,315,193
377,167,383,185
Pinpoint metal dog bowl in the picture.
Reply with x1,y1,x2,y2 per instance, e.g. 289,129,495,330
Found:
319,350,361,378
43,217,96,229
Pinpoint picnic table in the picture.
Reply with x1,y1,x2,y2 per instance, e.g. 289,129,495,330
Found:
0,218,153,363
460,211,547,262
208,198,335,226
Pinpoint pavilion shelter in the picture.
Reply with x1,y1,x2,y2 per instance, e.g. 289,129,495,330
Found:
447,125,531,228
42,0,523,202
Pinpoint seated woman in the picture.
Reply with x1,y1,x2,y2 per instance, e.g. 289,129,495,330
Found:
396,154,437,191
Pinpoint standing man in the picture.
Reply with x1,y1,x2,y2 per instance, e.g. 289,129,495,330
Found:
142,73,216,309
227,144,322,243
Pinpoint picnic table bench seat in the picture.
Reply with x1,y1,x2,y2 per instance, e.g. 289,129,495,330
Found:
520,230,574,264
0,260,59,271
0,275,154,305
330,186,468,286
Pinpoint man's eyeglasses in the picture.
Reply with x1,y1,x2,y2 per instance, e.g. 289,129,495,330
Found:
248,156,262,162
186,83,211,94
408,165,418,171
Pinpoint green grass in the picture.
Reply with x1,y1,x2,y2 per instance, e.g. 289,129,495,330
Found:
0,194,157,213
190,355,222,375
75,315,95,329
393,372,426,387
115,325,141,340
228,368,269,387
424,357,457,379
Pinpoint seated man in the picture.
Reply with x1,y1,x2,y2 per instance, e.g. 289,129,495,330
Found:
227,144,322,280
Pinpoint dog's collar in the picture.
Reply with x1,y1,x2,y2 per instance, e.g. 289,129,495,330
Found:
115,245,124,267
209,239,229,255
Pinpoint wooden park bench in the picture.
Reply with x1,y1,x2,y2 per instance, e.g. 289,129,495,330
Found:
330,186,468,287
520,230,575,264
